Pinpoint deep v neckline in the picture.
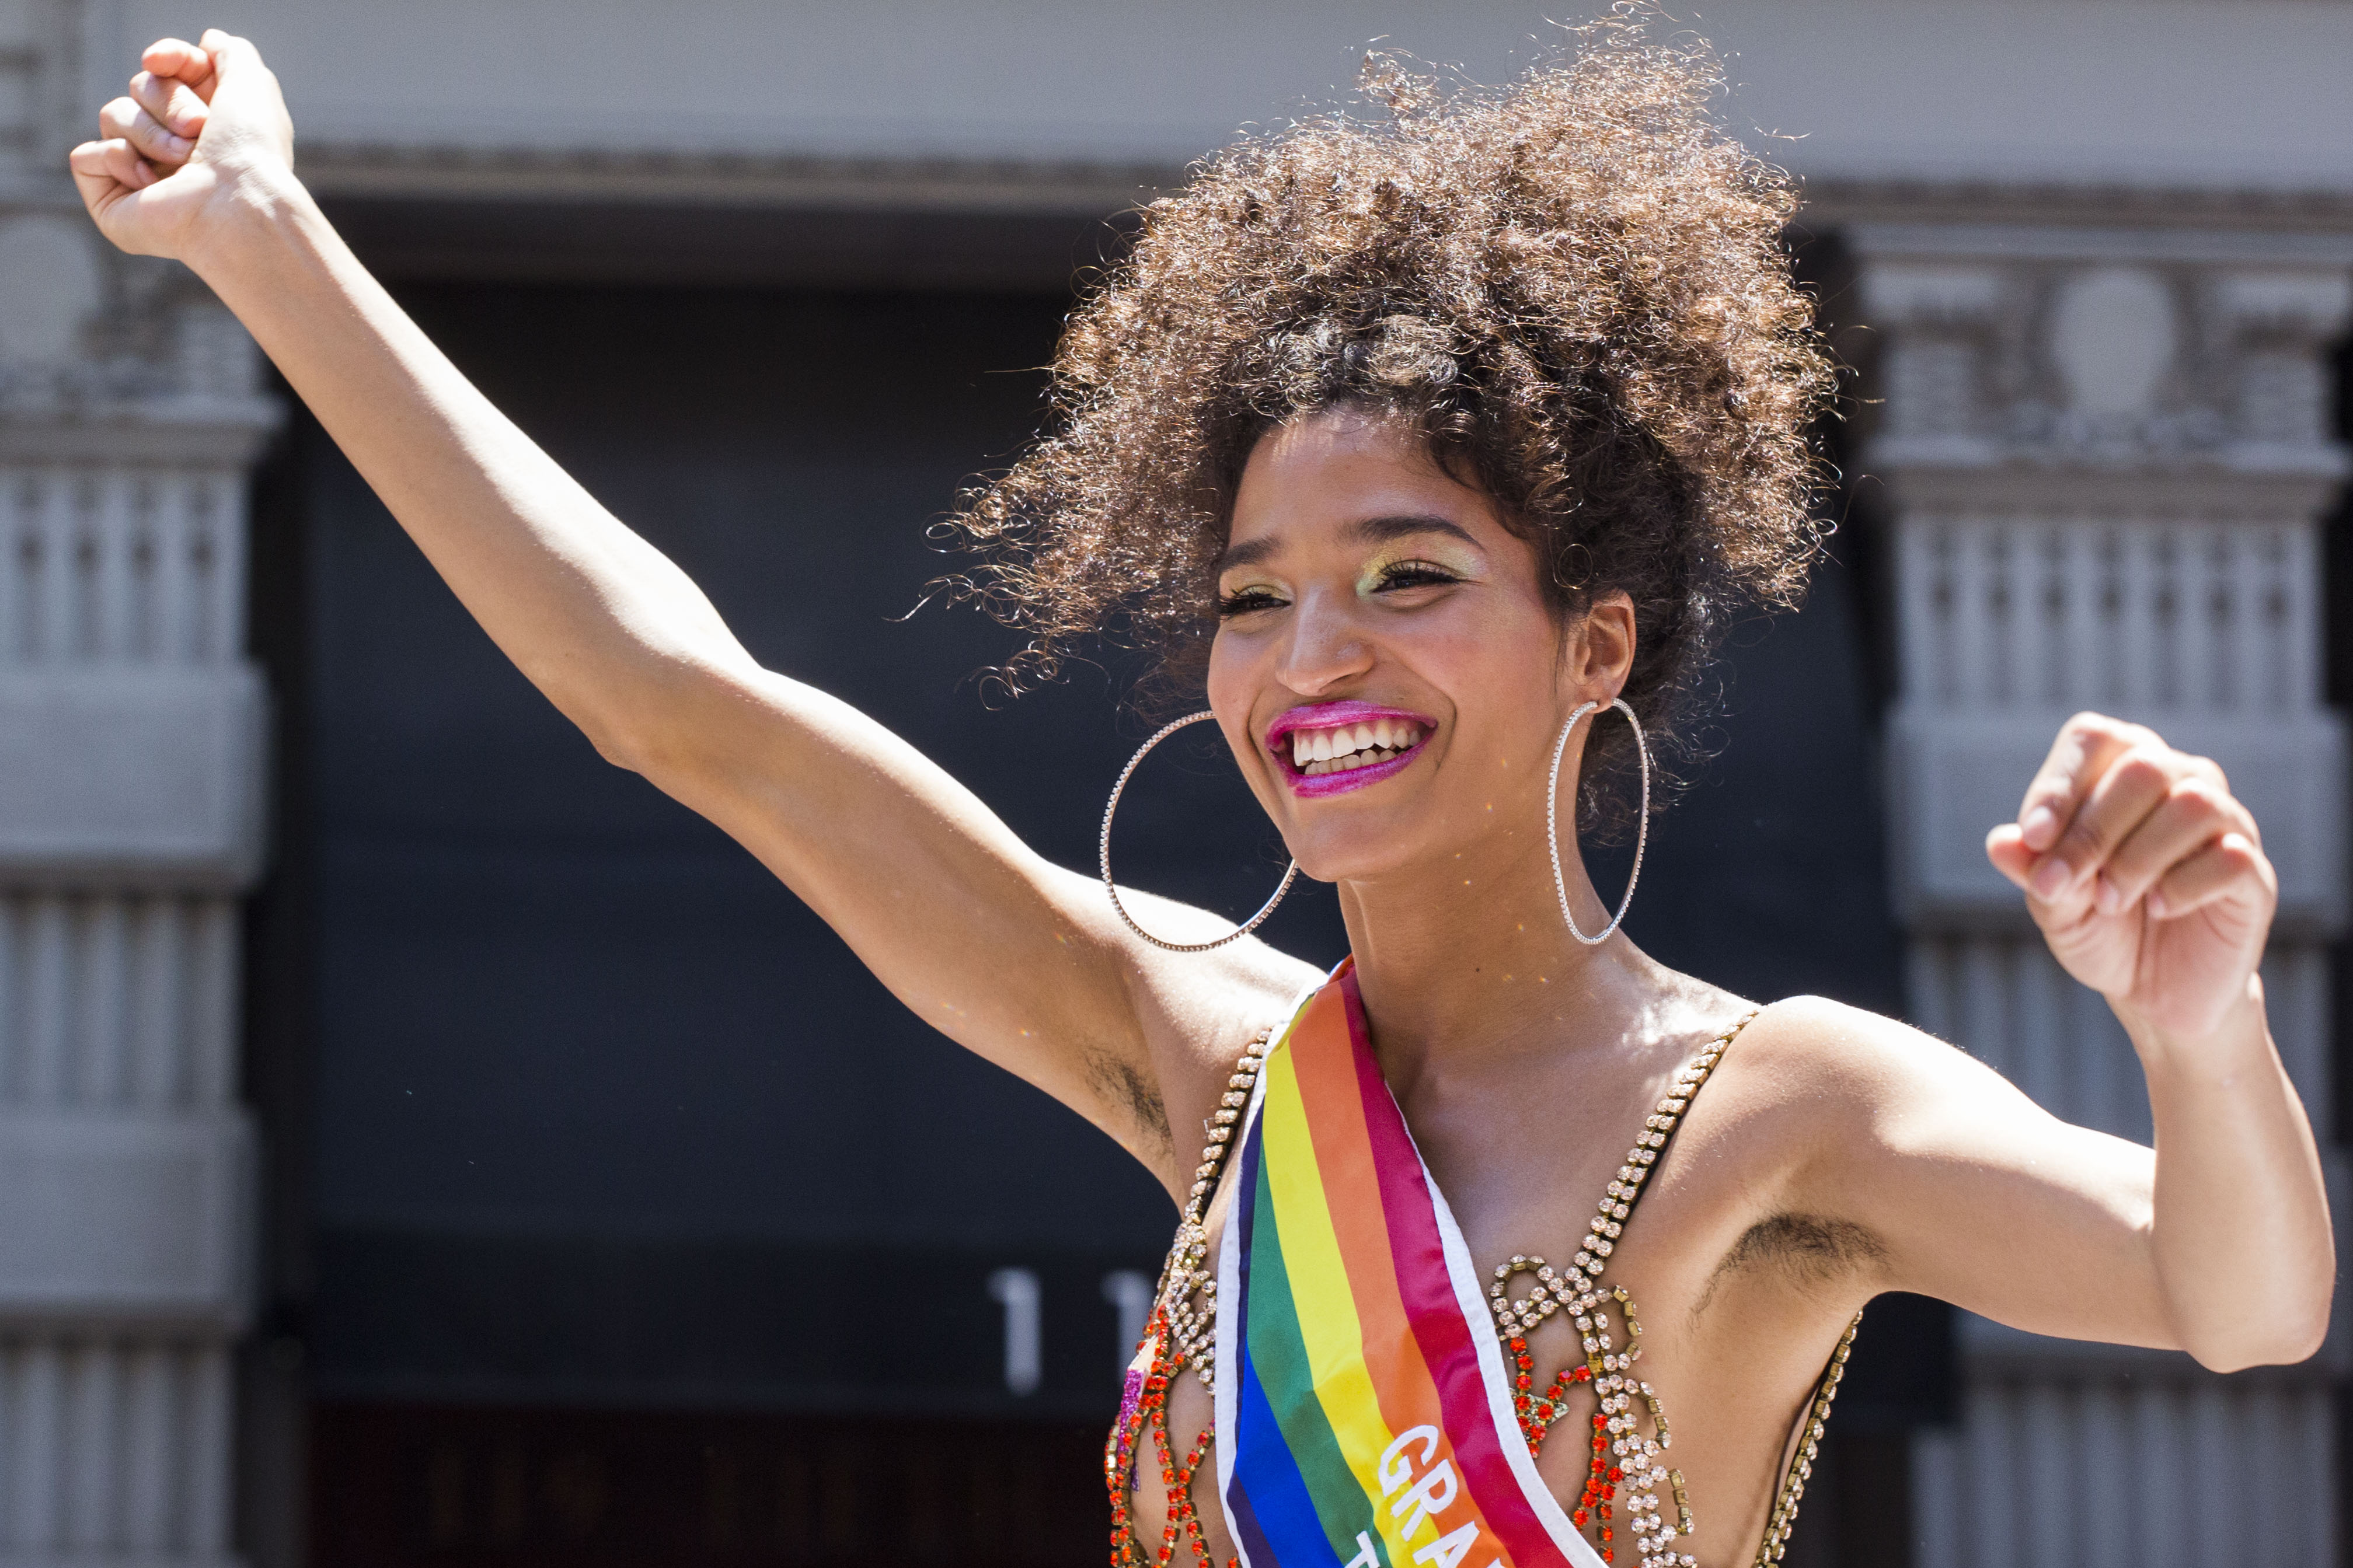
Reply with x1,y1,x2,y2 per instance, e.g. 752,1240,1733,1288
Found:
1108,974,1855,1568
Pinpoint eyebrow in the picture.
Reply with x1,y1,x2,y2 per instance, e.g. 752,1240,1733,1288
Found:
1216,514,1483,573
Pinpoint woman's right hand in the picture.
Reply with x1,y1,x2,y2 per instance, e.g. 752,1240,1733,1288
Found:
68,29,295,264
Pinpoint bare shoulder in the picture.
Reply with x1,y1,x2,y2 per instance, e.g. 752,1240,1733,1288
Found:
1713,994,2058,1202
1693,994,2005,1173
1728,994,1975,1100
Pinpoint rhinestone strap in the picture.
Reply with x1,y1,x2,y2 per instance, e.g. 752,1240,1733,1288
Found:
1751,1313,1862,1566
1480,1010,1758,1568
1106,1029,1275,1568
1149,1027,1274,1394
1117,1007,1861,1568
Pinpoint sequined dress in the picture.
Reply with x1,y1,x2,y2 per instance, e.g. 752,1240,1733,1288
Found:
1101,1011,1861,1568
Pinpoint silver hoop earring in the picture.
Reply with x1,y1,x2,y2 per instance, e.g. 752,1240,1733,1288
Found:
1100,711,1300,953
1546,697,1651,947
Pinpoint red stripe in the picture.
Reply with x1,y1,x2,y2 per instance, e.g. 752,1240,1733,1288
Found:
1337,969,1571,1567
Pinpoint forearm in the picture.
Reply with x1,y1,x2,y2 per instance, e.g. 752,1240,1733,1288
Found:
186,167,745,760
2135,975,2333,1369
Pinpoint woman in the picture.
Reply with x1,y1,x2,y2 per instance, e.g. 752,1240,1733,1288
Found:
71,23,2330,1568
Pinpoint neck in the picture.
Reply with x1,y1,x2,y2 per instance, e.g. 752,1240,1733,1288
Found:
1336,818,1656,1089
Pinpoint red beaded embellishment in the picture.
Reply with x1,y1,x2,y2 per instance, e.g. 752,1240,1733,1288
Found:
1107,1012,1854,1568
1106,1032,1268,1568
1104,1312,1227,1568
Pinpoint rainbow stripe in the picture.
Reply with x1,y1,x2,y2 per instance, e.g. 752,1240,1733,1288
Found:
1214,966,1602,1568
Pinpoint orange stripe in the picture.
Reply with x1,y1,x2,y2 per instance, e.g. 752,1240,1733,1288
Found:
1287,986,1466,1524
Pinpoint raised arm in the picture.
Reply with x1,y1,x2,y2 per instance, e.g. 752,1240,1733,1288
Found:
71,32,1319,1182
1777,712,2330,1371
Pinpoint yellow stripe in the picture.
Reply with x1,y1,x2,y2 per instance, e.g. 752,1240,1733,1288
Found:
1259,1045,1427,1566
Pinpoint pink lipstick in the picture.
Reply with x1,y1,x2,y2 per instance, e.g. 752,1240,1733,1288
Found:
1265,701,1436,798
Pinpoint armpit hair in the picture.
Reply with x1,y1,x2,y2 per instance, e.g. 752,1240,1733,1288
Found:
1715,1213,1887,1294
1089,1050,1170,1152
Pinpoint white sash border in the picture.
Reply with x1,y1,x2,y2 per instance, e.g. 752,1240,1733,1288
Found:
1421,1172,1612,1568
1211,966,1608,1568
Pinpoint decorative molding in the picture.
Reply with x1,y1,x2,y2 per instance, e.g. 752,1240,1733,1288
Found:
294,140,1183,218
1858,207,2351,1561
0,411,278,470
1853,239,2352,478
0,1335,238,1566
1845,219,2353,268
0,16,273,1566
1906,938,2336,1148
293,150,2353,235
1803,176,2353,238
1877,466,2344,515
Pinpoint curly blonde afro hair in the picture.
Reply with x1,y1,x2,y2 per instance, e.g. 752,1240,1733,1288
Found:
949,15,1832,833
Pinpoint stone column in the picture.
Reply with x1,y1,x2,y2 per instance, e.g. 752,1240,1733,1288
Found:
1853,220,2348,1566
0,4,276,1563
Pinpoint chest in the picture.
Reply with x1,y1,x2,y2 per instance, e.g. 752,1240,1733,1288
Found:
1113,1011,1855,1568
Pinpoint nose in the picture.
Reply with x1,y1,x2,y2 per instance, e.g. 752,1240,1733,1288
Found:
1275,588,1374,696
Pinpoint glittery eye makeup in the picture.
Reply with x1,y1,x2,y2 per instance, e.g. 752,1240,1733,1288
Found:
1215,575,1289,617
1356,542,1483,598
1212,526,1484,620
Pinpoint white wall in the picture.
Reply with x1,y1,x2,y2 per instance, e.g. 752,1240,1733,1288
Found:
75,0,2353,191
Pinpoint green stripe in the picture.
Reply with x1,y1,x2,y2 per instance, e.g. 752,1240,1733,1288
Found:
1247,1143,1387,1563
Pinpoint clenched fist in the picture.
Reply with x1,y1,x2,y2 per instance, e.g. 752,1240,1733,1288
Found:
1987,713,2277,1044
68,29,294,264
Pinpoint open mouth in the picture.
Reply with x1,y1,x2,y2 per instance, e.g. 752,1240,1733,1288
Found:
1266,703,1434,796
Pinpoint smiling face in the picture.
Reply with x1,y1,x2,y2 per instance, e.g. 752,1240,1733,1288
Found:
1208,406,1632,889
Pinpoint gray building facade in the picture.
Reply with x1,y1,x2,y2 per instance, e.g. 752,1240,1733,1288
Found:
0,2,2344,1564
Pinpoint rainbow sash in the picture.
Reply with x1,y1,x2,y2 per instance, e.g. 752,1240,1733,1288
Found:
1214,965,1604,1568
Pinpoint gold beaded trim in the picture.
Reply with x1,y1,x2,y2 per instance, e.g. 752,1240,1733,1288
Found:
1147,1026,1274,1394
1133,1006,1863,1568
1751,1313,1862,1566
1484,1010,1758,1568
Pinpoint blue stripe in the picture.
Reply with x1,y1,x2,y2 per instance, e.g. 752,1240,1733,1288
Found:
1226,1098,1282,1566
1225,1420,1277,1567
1233,1335,1345,1566
1226,1089,1355,1567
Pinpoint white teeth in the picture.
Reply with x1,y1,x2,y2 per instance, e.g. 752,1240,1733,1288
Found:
1284,718,1431,776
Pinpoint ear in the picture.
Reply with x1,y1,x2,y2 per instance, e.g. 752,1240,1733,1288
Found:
1564,590,1636,700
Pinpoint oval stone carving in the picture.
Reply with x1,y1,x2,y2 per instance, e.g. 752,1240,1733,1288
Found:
2049,266,2175,420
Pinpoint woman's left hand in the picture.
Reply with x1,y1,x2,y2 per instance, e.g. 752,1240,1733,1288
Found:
1987,711,2277,1043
